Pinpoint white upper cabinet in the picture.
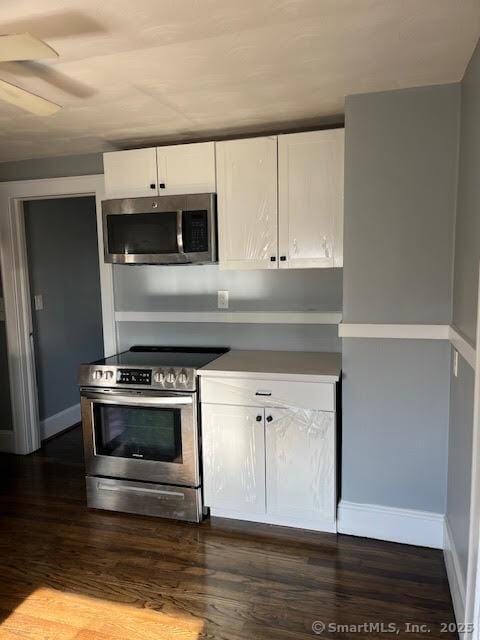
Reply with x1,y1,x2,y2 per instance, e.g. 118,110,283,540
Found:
103,142,216,200
216,137,278,270
104,148,158,199
202,403,266,515
156,142,215,196
278,129,344,268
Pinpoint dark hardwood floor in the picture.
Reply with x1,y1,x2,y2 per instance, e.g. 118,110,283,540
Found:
0,426,456,639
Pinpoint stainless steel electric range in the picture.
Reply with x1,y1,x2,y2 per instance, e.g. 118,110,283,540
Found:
78,346,228,522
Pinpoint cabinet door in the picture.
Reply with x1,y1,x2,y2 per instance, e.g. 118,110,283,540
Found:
278,129,344,269
216,137,278,270
156,142,216,196
103,148,158,199
202,404,266,515
265,408,336,524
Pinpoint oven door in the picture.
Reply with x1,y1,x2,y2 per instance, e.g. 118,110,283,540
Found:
80,389,200,487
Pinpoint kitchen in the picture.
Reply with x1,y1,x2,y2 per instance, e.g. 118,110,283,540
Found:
0,3,478,639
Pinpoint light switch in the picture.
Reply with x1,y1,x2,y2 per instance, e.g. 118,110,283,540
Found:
453,350,459,378
217,290,229,309
34,294,44,311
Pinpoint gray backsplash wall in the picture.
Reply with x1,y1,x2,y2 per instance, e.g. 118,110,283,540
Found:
115,265,343,351
446,38,480,597
342,83,460,513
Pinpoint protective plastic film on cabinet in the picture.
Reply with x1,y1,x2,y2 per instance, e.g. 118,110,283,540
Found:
201,379,337,527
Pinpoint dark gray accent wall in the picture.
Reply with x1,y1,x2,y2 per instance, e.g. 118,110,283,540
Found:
447,350,475,581
342,84,459,512
25,197,104,421
453,39,480,346
0,276,13,430
0,153,103,182
343,84,459,324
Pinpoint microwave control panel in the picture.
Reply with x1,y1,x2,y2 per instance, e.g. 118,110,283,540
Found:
117,369,152,385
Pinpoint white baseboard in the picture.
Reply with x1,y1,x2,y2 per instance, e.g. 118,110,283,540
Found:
40,403,80,441
444,517,466,627
0,429,15,453
337,500,444,549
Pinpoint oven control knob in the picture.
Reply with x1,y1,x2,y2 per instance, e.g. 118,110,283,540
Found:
166,369,176,384
154,371,165,384
105,370,114,380
178,370,188,384
93,370,103,380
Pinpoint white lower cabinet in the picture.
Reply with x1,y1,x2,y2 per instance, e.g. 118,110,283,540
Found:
201,378,337,532
201,404,266,515
265,408,335,527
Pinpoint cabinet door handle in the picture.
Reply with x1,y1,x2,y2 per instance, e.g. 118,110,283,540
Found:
270,256,276,262
280,256,287,262
255,391,271,397
256,415,262,422
149,183,156,189
159,183,166,189
266,415,273,423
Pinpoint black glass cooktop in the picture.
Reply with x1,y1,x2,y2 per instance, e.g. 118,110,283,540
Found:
94,346,229,369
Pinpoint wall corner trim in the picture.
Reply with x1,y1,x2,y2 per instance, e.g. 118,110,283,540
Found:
338,324,450,340
444,517,466,626
40,403,80,441
449,325,476,370
337,500,444,549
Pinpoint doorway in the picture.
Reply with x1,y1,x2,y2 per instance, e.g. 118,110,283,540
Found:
24,196,104,447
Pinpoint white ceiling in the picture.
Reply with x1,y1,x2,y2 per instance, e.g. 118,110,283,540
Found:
0,0,478,162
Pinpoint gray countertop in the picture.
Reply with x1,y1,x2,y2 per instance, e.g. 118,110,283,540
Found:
198,350,342,383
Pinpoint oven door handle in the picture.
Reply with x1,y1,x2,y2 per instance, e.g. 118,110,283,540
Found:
81,392,193,407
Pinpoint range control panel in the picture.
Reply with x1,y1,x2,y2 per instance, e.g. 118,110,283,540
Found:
117,369,152,385
79,365,196,391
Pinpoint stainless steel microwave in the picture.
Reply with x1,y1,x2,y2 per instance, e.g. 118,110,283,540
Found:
102,193,217,265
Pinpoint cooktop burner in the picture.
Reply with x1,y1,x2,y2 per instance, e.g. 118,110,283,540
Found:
97,346,228,368
80,346,229,392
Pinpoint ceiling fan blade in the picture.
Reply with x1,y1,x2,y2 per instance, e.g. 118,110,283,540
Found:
0,79,60,116
0,33,58,62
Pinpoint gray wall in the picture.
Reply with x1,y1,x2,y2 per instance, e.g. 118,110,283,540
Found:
25,197,104,422
342,339,450,512
447,352,475,581
0,153,103,182
114,264,343,352
342,84,460,512
446,38,480,595
343,83,459,324
453,39,480,346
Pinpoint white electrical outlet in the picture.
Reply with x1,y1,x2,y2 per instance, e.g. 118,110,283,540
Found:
453,350,459,378
34,294,44,311
217,290,229,309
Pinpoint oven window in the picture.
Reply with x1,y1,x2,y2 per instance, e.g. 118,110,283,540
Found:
107,212,178,255
94,404,183,463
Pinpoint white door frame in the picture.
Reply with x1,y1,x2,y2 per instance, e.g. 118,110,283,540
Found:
467,262,480,639
0,174,116,455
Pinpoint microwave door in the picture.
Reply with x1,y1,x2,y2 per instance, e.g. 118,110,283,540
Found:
104,207,187,264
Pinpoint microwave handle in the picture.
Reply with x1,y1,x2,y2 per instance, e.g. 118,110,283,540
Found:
176,209,185,254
